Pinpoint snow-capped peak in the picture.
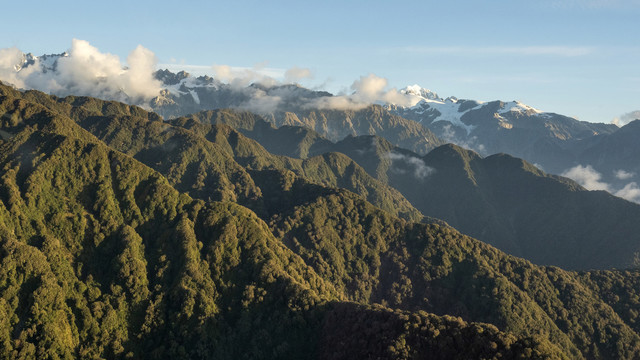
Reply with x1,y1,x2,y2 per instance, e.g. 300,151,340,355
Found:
17,52,69,73
400,84,440,101
155,71,220,105
38,52,69,71
497,100,542,115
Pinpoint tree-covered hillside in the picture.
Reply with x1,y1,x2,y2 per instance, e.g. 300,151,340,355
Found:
204,113,640,270
1,83,640,359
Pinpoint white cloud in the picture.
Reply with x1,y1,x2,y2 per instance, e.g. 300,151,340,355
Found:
439,124,487,155
0,39,162,102
615,182,640,203
125,45,165,99
562,165,640,204
408,156,435,179
352,74,387,100
238,89,282,114
561,165,611,191
284,66,312,83
211,63,280,89
615,169,635,180
388,152,435,180
611,110,640,127
0,47,26,87
308,73,414,110
158,63,311,114
309,95,370,111
0,47,23,70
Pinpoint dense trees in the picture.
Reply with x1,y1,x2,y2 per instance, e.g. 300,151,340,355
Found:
1,82,639,358
213,111,640,271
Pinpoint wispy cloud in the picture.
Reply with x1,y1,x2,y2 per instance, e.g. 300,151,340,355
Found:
440,124,487,154
615,169,635,180
562,165,610,191
562,164,640,203
611,110,640,127
0,39,313,113
211,62,287,88
284,66,313,83
388,152,435,180
400,46,595,57
615,182,640,202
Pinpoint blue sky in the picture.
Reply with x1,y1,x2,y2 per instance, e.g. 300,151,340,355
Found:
1,0,639,123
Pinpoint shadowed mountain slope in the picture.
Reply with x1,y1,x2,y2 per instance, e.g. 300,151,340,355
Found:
204,114,640,270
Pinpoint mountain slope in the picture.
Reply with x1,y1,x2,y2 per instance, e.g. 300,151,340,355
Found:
76,110,424,222
0,84,570,359
0,100,330,358
270,105,444,154
4,60,626,180
148,71,618,176
326,136,640,270
3,84,640,358
575,119,640,187
386,87,618,174
266,184,640,359
174,108,335,159
217,118,640,270
1,85,423,222
417,145,640,269
174,105,444,155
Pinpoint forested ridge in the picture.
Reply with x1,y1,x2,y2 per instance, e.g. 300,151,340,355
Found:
0,83,639,359
191,109,640,270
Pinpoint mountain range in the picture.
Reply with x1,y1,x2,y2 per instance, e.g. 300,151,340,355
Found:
385,87,617,171
146,68,639,193
1,51,640,358
9,54,638,189
6,55,640,263
2,82,640,359
177,109,640,270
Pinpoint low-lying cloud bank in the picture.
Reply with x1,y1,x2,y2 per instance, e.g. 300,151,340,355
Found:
0,39,426,115
0,39,162,102
202,71,422,113
388,152,435,180
211,63,281,89
308,74,419,111
0,40,315,111
561,165,640,203
439,124,487,155
195,66,423,114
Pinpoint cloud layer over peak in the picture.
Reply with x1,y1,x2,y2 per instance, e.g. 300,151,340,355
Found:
309,74,416,111
0,40,425,115
0,39,162,102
